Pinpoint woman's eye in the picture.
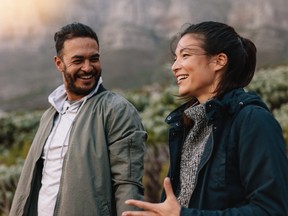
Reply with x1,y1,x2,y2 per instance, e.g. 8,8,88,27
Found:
182,53,190,58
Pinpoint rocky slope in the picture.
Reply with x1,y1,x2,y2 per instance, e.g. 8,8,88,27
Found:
0,0,287,111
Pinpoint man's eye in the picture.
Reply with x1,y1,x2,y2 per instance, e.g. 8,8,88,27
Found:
90,58,99,62
73,60,82,64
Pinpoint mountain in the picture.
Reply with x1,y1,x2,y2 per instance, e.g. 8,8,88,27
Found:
0,0,287,111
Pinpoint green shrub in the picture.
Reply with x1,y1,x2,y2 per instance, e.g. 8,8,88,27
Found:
0,161,23,216
247,65,288,147
0,65,287,215
0,111,42,165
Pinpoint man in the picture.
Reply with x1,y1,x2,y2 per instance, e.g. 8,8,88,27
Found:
9,22,146,216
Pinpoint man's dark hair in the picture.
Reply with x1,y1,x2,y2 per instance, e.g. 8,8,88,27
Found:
54,22,99,56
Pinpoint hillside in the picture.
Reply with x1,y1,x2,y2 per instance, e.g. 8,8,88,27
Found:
0,0,287,111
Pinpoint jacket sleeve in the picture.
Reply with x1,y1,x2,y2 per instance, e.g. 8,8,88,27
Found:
180,106,288,216
106,96,147,215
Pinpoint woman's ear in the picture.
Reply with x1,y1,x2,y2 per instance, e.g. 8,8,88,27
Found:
54,56,64,72
214,53,227,71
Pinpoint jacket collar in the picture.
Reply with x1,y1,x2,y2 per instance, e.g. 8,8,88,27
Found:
165,88,269,126
48,77,103,114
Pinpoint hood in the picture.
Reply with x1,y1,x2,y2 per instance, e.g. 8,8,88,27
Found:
205,88,269,124
48,76,103,114
209,88,269,113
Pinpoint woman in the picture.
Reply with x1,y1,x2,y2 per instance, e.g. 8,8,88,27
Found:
122,21,288,215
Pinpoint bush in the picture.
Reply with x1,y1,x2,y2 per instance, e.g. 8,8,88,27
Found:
0,65,288,215
246,65,288,111
0,111,42,165
0,161,23,216
247,65,288,147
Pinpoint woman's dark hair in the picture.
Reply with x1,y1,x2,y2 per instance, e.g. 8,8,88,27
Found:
54,22,99,57
171,21,257,98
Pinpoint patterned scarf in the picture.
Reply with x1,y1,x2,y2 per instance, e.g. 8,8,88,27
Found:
176,103,212,207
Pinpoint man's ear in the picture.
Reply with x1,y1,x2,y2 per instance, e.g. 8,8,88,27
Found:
54,56,64,72
214,53,227,71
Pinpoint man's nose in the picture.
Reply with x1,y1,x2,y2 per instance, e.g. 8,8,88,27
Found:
81,60,93,72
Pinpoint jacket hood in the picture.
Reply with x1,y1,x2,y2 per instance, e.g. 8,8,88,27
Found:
205,88,269,124
208,88,269,113
48,77,103,113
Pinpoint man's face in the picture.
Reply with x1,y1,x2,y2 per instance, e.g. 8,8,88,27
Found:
54,37,102,101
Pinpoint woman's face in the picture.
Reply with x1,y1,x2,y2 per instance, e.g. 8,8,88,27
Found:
172,34,220,103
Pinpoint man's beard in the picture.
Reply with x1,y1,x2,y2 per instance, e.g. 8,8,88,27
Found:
63,67,102,97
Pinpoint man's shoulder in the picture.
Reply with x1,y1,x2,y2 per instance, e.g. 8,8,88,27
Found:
90,90,135,110
41,106,56,119
92,89,127,102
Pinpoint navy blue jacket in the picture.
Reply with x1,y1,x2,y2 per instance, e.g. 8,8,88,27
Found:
164,88,288,215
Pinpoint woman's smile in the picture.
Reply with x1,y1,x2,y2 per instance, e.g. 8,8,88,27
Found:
176,74,189,85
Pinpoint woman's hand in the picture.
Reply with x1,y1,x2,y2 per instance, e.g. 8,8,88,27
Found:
122,177,181,216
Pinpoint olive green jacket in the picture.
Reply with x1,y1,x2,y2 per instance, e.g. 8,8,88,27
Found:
9,85,146,216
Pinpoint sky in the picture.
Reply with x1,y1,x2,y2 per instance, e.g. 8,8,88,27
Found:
0,0,76,50
0,0,67,40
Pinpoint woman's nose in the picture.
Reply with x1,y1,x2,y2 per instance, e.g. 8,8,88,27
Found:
171,59,181,73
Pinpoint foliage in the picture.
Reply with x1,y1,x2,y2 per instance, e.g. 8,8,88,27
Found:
0,161,23,216
123,84,183,146
273,103,288,143
0,65,288,214
0,111,42,165
246,65,288,144
246,65,288,111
